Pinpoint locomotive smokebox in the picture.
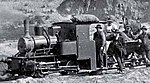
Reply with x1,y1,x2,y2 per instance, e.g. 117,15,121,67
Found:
24,18,30,38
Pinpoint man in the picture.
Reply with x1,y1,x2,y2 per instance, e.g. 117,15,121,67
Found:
105,18,125,72
105,18,118,34
123,25,132,38
122,25,135,41
133,26,150,64
105,18,118,53
93,24,106,68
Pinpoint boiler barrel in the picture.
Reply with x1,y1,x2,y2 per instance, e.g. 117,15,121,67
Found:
18,36,50,53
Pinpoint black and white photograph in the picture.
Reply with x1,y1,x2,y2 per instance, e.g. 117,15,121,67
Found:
0,0,150,83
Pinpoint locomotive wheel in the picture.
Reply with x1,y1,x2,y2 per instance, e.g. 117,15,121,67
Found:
146,60,150,67
60,60,79,75
128,63,134,69
67,60,78,75
59,70,68,75
66,60,77,66
35,71,44,78
31,70,44,78
0,62,8,75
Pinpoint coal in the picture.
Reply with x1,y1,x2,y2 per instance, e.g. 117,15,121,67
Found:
70,14,100,23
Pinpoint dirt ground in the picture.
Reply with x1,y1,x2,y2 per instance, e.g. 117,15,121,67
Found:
0,40,18,58
1,67,150,83
0,40,150,83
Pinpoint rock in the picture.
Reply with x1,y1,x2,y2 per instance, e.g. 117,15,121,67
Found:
143,80,150,83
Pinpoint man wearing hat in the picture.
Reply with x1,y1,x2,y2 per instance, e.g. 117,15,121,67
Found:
122,25,135,41
106,18,118,33
105,18,119,53
132,25,150,64
141,25,147,32
105,17,126,72
93,24,106,68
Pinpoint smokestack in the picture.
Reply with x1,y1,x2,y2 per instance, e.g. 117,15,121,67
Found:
34,26,43,36
24,18,30,38
34,18,43,36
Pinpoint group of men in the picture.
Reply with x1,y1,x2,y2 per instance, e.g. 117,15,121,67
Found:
93,17,150,70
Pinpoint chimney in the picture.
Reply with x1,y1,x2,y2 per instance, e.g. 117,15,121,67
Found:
24,18,30,38
34,19,43,36
34,25,43,36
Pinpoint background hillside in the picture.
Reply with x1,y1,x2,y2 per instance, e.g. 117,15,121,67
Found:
58,0,150,22
0,0,150,40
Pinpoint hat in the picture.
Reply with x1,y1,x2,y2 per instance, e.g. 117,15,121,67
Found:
95,24,102,29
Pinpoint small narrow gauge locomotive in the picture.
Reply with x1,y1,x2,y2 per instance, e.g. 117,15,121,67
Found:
4,14,148,77
6,15,108,77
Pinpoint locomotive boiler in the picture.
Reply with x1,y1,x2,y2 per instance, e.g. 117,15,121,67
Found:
18,19,57,55
7,18,60,77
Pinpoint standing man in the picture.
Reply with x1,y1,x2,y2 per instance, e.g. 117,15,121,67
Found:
122,25,135,41
105,17,125,72
93,24,106,68
133,26,150,64
105,18,118,52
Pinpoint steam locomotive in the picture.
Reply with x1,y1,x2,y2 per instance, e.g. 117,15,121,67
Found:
4,15,149,77
5,15,103,77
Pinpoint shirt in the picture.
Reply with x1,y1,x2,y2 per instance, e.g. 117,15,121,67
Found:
106,23,118,33
93,31,106,47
